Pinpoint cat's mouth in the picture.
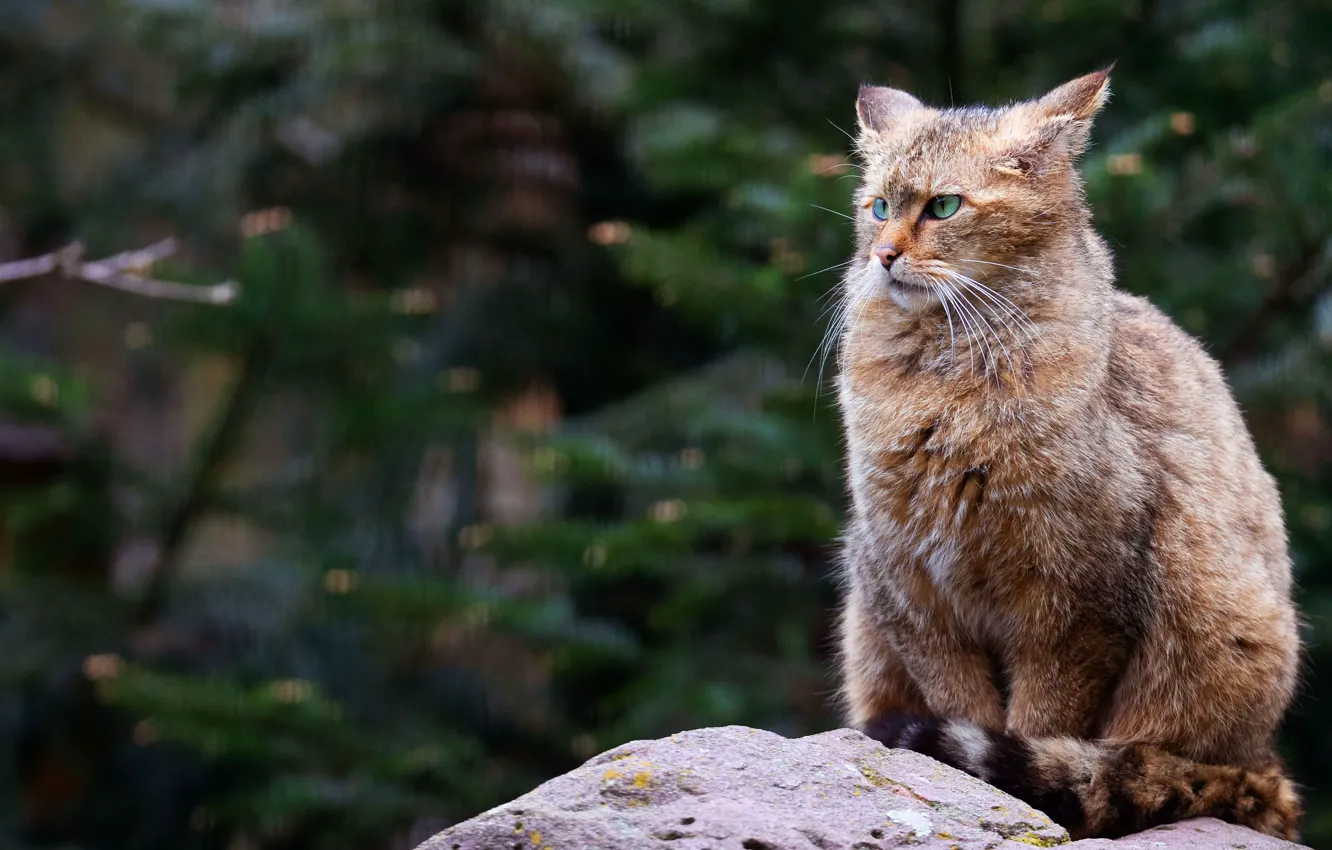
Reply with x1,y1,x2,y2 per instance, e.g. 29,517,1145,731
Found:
888,276,934,293
882,270,940,312
867,257,938,310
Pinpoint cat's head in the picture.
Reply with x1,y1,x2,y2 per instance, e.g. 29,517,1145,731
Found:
848,68,1111,314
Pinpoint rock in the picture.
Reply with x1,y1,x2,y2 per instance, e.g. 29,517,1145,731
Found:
1066,819,1303,850
419,726,1308,850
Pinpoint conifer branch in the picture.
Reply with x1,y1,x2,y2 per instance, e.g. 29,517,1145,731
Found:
1222,239,1332,367
134,331,269,627
0,238,238,304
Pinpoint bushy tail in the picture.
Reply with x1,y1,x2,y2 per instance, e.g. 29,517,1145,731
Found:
862,712,1301,841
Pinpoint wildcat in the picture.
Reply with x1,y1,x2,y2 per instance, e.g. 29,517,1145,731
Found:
835,67,1302,840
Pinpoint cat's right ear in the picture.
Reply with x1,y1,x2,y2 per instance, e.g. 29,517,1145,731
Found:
856,85,922,136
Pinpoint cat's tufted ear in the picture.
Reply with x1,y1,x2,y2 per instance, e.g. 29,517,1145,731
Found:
1036,65,1113,126
995,66,1113,177
856,84,923,136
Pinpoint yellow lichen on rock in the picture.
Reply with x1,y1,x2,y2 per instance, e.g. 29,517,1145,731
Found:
1011,831,1068,847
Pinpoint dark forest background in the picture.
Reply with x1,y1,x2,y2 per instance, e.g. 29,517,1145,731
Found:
1,0,1331,848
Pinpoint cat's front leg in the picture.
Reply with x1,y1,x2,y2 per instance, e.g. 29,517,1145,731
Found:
842,580,1005,730
1003,620,1134,738
839,589,930,726
883,602,1007,731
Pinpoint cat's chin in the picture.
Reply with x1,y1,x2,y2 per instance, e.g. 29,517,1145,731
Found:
885,277,938,312
862,261,938,312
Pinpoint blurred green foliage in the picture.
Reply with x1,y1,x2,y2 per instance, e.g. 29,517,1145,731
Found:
0,0,1330,848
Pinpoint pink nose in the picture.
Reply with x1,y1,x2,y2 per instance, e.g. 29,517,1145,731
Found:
873,242,898,267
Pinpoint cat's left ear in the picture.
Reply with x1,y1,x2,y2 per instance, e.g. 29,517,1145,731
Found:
997,66,1112,176
1035,65,1112,153
1037,65,1113,125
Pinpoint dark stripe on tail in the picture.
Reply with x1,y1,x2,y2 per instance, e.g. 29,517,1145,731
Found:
861,713,1086,836
861,710,1301,841
981,722,1088,835
861,712,929,748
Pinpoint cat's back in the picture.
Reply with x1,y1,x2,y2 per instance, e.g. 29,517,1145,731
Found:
1105,290,1290,595
1105,291,1232,434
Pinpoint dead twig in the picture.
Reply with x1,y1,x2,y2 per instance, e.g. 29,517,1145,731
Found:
0,238,238,304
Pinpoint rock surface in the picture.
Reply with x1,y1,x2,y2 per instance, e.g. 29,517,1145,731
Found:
421,726,1308,850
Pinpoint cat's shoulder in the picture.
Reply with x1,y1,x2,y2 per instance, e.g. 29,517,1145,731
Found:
1106,290,1212,367
1104,289,1235,431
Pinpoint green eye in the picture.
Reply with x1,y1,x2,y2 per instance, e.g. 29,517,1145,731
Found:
871,198,889,221
926,194,962,219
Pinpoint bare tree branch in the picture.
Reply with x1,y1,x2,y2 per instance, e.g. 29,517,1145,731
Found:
90,237,182,273
0,238,238,304
0,253,58,283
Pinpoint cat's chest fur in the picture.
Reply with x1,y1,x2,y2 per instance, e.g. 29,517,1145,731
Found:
839,372,1070,609
835,302,1126,624
851,410,1019,571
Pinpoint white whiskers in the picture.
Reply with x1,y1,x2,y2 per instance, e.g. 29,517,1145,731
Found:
808,251,1042,395
945,275,1006,375
929,274,975,375
807,203,854,220
800,258,856,284
806,270,874,394
916,264,1040,380
941,269,1040,341
949,276,1017,378
956,257,1040,277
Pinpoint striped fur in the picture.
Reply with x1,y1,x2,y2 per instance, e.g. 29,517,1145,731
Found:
835,67,1303,843
863,712,1301,840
